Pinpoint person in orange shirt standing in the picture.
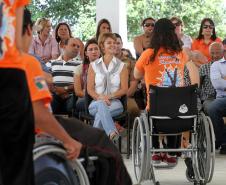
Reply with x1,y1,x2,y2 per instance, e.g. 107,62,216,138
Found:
191,18,221,67
134,18,199,166
0,1,35,185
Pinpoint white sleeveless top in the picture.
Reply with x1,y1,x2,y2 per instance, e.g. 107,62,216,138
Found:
91,56,125,95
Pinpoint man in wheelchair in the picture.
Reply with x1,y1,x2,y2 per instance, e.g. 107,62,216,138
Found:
15,8,132,185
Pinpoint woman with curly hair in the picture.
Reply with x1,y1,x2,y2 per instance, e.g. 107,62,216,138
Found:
134,18,199,166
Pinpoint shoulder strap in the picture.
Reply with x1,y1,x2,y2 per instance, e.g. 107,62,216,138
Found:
165,68,178,87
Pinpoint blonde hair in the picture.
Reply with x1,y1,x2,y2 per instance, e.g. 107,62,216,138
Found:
35,18,50,34
98,32,116,55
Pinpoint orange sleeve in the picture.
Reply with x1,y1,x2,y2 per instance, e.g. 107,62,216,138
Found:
135,49,153,74
16,0,30,7
25,55,52,104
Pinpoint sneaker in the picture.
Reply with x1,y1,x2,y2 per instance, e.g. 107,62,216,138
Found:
219,144,226,154
162,153,177,166
151,153,161,164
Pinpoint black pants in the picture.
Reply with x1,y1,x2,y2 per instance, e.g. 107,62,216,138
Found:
0,68,35,185
56,116,132,185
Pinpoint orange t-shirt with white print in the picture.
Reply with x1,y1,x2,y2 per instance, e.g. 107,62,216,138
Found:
0,0,29,67
135,48,188,109
191,37,221,62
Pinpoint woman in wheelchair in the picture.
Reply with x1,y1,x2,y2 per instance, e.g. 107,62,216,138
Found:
87,32,128,141
134,18,199,166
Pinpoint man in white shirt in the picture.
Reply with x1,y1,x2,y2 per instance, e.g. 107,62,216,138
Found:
208,41,226,154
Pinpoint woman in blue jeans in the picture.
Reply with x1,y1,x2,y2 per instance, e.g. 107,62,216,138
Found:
87,33,128,141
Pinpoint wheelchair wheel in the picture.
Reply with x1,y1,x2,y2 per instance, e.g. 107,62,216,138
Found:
194,112,212,184
132,116,148,183
34,136,90,185
206,116,215,183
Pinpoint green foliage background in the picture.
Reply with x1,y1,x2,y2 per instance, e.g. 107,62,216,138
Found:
29,0,226,41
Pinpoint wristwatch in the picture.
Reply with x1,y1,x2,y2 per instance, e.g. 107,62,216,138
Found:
64,86,69,91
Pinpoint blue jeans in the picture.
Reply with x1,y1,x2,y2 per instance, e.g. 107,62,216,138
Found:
88,99,123,136
207,97,226,146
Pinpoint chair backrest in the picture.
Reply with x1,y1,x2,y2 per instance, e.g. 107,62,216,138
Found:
149,84,198,117
149,84,198,133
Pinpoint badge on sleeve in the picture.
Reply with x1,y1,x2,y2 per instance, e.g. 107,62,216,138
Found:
34,76,48,91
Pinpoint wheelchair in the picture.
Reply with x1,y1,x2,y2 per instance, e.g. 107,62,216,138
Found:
132,85,215,185
33,133,95,185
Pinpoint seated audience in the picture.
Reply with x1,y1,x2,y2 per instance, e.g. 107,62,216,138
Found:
48,38,82,114
29,17,59,62
87,33,128,141
21,9,132,185
208,42,226,154
74,39,101,112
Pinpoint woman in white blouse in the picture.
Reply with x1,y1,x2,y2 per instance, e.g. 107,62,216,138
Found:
87,33,128,141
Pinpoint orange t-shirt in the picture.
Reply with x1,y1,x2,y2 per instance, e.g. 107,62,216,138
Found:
21,53,52,104
135,48,188,109
0,0,29,67
191,37,222,62
21,54,52,134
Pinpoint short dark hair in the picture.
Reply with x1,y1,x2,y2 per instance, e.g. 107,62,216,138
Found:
114,33,122,41
196,18,217,41
55,22,72,43
22,8,33,35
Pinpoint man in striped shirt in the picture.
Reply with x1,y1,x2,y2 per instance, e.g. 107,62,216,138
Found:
48,37,82,114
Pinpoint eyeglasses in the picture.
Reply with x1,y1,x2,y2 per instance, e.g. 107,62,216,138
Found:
143,23,155,28
173,22,181,27
203,25,214,29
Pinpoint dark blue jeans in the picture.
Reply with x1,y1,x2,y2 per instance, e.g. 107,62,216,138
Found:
207,97,226,146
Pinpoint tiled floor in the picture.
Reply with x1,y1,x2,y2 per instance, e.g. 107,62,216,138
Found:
123,152,226,185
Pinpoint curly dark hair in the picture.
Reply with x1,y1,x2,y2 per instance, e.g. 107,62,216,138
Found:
55,22,72,43
196,18,217,41
149,18,182,63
